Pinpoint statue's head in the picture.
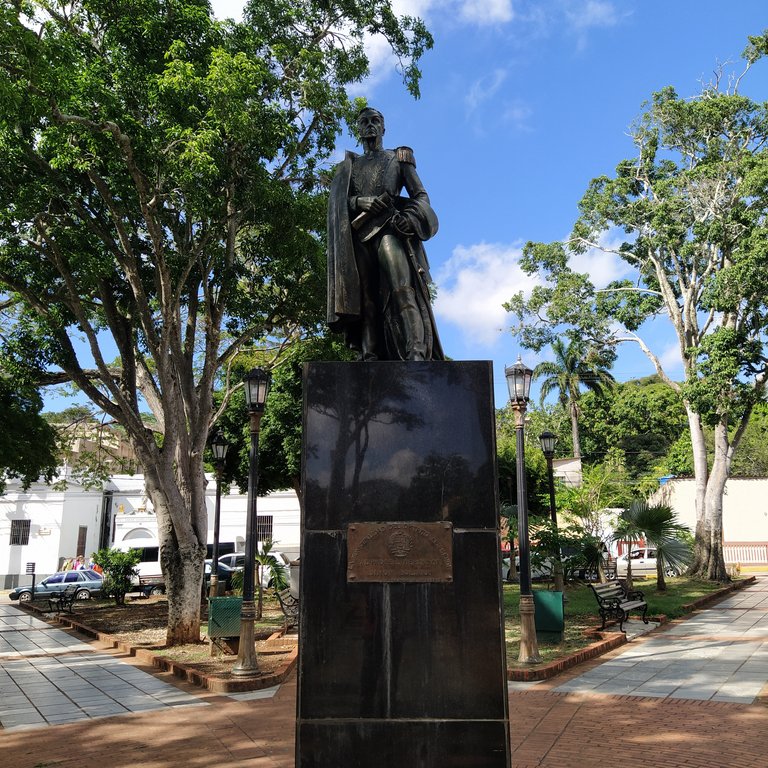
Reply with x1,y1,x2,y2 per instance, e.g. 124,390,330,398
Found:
357,107,385,145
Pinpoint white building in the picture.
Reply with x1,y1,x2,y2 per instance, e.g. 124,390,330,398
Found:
651,477,768,568
1,473,301,588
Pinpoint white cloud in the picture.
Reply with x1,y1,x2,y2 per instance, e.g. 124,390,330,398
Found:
434,242,540,348
569,230,633,288
658,341,683,375
459,0,514,25
563,1,626,50
466,69,509,113
566,0,620,31
464,71,532,134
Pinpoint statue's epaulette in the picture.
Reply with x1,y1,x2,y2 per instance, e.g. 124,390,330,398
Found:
395,146,416,166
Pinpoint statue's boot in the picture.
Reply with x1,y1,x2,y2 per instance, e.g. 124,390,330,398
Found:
393,286,427,361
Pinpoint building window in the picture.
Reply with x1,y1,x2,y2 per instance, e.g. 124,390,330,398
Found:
257,515,274,544
76,526,88,558
10,520,31,546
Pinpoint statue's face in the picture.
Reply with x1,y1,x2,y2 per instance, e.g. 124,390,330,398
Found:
357,110,385,141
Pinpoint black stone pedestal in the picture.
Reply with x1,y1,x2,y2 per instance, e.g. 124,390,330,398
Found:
297,361,510,768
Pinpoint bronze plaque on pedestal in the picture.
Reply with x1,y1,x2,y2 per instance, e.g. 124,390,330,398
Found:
347,521,453,583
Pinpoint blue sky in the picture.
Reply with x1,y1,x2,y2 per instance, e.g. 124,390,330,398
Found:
44,1,768,412
210,0,768,408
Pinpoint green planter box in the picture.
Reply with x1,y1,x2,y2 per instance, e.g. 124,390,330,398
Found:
533,590,564,643
208,596,242,638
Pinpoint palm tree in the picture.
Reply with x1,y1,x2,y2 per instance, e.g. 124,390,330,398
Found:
254,540,288,619
615,499,692,592
231,540,288,619
533,338,614,459
630,500,691,591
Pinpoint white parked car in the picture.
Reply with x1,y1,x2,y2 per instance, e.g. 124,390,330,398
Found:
217,550,291,587
501,555,552,581
616,547,681,578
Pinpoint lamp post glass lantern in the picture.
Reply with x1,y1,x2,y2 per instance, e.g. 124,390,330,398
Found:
539,430,565,595
243,367,270,413
504,356,533,405
504,355,541,664
209,431,229,599
233,368,271,676
539,430,557,458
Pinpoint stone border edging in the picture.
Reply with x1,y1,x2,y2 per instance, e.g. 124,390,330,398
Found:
680,575,755,611
18,576,756,690
508,630,627,682
18,601,298,693
507,576,757,682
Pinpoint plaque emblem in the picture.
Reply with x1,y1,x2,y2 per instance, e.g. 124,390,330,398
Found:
387,529,414,558
347,522,453,583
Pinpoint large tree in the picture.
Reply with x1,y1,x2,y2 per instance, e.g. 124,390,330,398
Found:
506,33,768,581
0,377,58,491
0,0,432,642
532,337,614,460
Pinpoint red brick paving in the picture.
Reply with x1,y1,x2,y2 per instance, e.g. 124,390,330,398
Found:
3,672,768,768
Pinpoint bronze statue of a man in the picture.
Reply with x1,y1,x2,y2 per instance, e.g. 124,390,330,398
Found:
327,107,444,361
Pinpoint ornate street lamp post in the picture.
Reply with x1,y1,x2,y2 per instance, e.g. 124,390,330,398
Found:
233,367,271,677
539,430,565,595
209,430,229,599
505,356,541,664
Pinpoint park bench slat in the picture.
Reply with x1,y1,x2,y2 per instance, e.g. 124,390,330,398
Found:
275,588,299,629
48,585,78,614
589,580,649,634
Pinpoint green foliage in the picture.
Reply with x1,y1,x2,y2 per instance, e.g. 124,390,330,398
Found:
0,0,432,637
93,547,141,605
532,337,615,459
578,377,688,484
559,461,632,530
496,421,549,517
230,540,289,618
0,378,58,492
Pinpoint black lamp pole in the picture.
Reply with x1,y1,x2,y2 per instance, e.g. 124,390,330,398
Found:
233,367,270,677
209,430,229,599
539,430,565,595
505,356,541,664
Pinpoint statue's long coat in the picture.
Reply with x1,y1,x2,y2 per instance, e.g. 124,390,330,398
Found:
326,148,443,360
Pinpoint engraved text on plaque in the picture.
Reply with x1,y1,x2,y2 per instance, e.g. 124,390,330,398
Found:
347,521,453,583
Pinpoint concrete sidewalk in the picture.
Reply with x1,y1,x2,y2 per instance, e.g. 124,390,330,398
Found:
2,579,768,767
0,605,205,730
550,578,768,703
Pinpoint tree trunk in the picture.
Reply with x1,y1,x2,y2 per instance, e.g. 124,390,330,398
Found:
686,405,712,574
162,539,207,644
569,402,581,459
141,449,209,646
656,558,666,592
689,419,730,582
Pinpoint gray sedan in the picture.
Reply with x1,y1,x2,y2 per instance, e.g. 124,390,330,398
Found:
9,569,104,602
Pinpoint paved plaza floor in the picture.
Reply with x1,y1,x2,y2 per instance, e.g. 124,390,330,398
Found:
1,579,767,767
551,582,768,703
0,605,205,730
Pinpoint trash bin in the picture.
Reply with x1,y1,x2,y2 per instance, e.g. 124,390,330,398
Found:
532,590,564,643
208,596,242,638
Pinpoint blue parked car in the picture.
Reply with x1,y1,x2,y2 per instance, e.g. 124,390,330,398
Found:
9,569,104,602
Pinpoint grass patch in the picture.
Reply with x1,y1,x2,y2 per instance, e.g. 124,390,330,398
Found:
503,576,733,668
